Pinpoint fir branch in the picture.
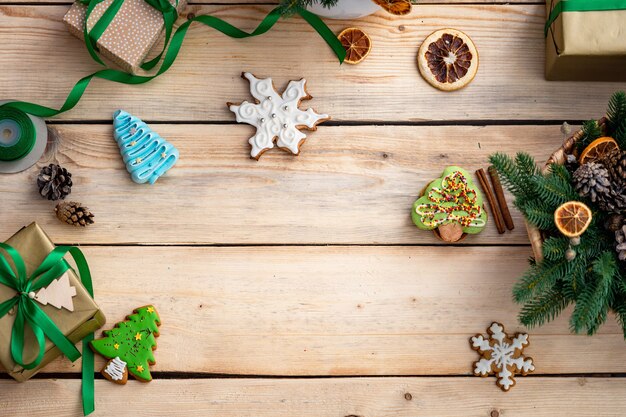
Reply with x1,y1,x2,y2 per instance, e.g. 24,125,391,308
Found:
612,281,626,338
607,91,626,148
541,237,570,261
576,120,603,154
570,252,616,335
279,0,339,14
519,200,557,231
530,164,577,208
513,258,571,303
488,153,539,201
519,286,570,329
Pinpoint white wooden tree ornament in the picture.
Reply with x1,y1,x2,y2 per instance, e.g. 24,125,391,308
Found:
33,273,77,312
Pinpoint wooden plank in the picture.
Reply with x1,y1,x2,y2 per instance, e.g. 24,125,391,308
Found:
2,246,625,375
0,5,619,122
0,1,541,6
0,124,564,245
2,377,626,417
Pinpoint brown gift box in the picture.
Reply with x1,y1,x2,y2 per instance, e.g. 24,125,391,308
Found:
0,223,105,381
546,3,626,81
63,0,187,73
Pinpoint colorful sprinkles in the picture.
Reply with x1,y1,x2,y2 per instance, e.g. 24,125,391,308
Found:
415,171,485,228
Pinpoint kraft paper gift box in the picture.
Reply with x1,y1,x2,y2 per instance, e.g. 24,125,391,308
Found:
0,222,105,381
545,1,626,81
63,0,187,73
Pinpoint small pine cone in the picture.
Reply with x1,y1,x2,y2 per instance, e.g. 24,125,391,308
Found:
605,149,626,189
55,201,94,227
597,186,626,214
605,213,625,232
37,164,72,201
616,225,626,262
572,162,612,203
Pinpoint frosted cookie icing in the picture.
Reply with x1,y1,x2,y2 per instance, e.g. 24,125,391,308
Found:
412,166,487,234
229,72,329,159
113,110,178,184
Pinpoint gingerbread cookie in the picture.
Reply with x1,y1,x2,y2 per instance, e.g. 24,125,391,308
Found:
90,305,161,384
228,72,330,160
412,166,487,242
470,322,535,391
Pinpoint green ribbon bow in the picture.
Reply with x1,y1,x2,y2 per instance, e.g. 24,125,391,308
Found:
0,2,345,120
545,0,626,36
0,244,95,415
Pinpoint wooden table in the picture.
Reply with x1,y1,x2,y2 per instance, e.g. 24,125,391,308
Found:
2,1,626,416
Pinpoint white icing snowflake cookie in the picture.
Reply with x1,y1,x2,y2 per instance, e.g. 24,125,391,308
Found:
228,72,330,160
470,322,535,391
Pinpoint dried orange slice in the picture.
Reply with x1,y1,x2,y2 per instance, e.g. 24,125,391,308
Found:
372,0,412,15
579,137,619,164
417,28,479,92
554,201,592,238
338,27,372,65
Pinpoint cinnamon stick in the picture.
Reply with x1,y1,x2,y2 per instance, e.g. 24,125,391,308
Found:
488,166,515,231
476,169,505,234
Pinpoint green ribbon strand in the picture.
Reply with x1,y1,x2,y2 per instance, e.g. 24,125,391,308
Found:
0,108,36,161
0,244,96,415
0,5,345,119
545,0,626,36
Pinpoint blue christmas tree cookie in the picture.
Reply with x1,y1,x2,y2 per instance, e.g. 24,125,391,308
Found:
113,110,179,184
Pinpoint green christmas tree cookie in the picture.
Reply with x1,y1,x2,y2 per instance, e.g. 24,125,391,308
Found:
412,166,487,242
90,305,161,384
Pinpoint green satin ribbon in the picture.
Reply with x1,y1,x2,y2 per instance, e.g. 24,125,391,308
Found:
0,244,96,415
79,0,179,71
0,108,36,162
545,0,626,36
0,5,345,119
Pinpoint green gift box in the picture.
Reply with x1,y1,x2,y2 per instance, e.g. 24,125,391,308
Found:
0,222,105,382
545,0,626,81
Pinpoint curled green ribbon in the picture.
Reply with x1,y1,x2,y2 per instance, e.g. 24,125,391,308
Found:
545,0,626,36
0,244,96,415
0,4,345,119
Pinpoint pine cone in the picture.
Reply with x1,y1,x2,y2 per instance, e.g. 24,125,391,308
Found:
37,164,72,201
605,149,626,189
597,186,626,214
572,162,612,203
605,213,625,232
55,201,94,227
616,225,626,262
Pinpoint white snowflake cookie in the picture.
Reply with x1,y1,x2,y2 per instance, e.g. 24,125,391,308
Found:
470,322,535,391
228,72,330,159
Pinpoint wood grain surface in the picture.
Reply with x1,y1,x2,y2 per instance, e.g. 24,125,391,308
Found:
0,5,622,122
2,246,625,376
1,124,564,244
1,1,625,416
2,378,626,417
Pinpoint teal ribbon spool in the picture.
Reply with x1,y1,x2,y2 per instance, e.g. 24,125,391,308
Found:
0,108,36,162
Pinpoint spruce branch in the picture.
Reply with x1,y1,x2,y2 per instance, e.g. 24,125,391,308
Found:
520,200,557,231
488,153,539,201
570,253,616,334
607,91,626,148
513,258,571,303
519,286,570,329
279,0,339,14
576,120,603,154
490,93,626,337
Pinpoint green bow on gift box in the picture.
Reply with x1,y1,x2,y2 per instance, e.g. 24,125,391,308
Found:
545,0,626,36
0,244,96,415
